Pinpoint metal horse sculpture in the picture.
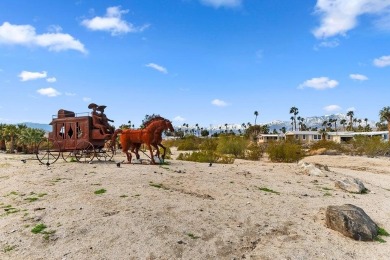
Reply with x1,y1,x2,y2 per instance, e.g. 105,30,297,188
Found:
111,117,174,164
132,118,174,162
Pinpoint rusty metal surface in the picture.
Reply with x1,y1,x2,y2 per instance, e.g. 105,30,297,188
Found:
48,104,113,151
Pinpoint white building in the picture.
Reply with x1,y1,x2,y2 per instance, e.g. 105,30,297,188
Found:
261,131,389,144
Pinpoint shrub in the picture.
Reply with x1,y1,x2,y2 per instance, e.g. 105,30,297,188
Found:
199,138,218,152
176,136,202,150
217,135,247,158
245,142,264,161
352,135,390,157
176,151,234,164
266,141,304,163
309,140,346,152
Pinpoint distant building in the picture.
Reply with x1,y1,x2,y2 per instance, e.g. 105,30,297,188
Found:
260,131,389,144
257,134,284,143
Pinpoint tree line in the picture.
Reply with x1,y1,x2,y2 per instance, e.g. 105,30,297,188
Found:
0,124,45,153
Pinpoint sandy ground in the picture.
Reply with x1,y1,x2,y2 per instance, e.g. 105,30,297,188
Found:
1,149,390,260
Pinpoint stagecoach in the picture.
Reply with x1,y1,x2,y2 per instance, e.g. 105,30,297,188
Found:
35,107,115,165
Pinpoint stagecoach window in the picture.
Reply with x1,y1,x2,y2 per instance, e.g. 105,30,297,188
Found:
67,125,74,138
59,124,65,139
76,122,82,138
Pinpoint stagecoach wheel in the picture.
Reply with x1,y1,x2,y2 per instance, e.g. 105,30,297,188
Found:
62,151,76,162
96,140,115,161
35,139,61,165
74,141,95,163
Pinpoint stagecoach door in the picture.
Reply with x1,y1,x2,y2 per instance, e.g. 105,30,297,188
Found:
55,121,84,150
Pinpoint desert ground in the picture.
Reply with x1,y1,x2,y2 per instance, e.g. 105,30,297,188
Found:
1,148,390,260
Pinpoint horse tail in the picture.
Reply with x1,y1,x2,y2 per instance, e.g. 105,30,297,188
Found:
111,129,123,150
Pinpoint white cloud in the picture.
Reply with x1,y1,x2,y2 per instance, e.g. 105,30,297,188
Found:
200,0,242,8
81,6,149,36
46,77,57,83
350,73,368,81
298,77,339,90
83,97,91,102
313,0,390,39
211,99,228,107
346,107,356,112
373,55,390,67
145,63,168,74
19,71,47,81
173,116,185,122
65,92,76,96
37,87,61,97
0,22,86,53
324,104,341,112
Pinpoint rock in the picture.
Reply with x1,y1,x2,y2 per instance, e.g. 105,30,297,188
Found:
314,163,330,171
297,161,327,177
335,178,367,194
326,204,378,241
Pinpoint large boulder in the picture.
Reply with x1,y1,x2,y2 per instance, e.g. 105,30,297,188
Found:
326,204,378,241
335,178,367,193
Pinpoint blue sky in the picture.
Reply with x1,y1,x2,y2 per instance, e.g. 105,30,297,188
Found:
1,0,390,128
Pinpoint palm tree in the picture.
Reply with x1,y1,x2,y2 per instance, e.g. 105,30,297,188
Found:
379,106,390,142
3,124,18,153
300,117,305,130
322,120,328,130
346,110,354,131
297,116,302,131
340,119,347,131
224,123,228,133
19,128,45,153
254,111,259,125
289,107,299,131
290,116,294,131
364,118,368,127
318,128,327,140
329,118,337,132
0,123,7,151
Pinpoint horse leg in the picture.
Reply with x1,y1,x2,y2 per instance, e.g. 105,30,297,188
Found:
158,143,166,162
130,144,140,160
147,144,156,164
124,150,132,163
152,144,160,159
121,143,132,163
135,143,141,160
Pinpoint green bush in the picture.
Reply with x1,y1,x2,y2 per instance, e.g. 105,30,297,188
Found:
176,151,234,164
266,141,304,163
309,140,348,154
217,135,247,158
176,136,202,150
352,136,390,157
245,142,264,161
199,138,218,152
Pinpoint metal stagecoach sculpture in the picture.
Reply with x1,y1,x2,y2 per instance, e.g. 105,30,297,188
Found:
35,103,115,164
35,104,174,165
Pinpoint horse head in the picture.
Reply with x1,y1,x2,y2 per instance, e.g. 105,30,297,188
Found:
165,120,174,133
